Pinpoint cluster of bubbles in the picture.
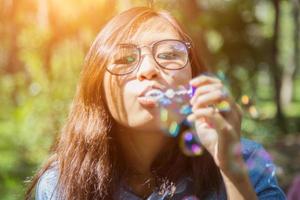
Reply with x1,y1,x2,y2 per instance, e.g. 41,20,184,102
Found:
146,72,277,199
147,84,204,156
147,72,261,157
148,86,231,156
151,89,230,156
144,72,277,200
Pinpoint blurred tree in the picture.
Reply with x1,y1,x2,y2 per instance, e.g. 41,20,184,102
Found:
292,0,300,79
281,0,299,108
292,0,300,73
270,0,287,131
0,1,118,199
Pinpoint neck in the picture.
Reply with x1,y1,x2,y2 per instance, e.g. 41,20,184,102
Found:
116,125,172,176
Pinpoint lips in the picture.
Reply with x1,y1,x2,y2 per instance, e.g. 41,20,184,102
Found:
144,89,164,100
138,84,166,108
137,96,158,108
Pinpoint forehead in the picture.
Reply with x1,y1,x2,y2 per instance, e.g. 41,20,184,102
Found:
124,16,182,45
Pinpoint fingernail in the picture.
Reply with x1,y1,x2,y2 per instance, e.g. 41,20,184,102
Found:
187,114,195,122
189,79,197,86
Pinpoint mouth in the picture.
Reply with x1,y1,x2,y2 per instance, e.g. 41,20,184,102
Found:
144,89,164,100
138,85,166,108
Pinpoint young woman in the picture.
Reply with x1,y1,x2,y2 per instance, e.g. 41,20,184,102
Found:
26,7,286,200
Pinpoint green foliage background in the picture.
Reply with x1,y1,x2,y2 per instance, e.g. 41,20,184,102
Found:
0,0,299,199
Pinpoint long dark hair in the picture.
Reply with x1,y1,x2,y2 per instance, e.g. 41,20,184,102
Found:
25,7,222,200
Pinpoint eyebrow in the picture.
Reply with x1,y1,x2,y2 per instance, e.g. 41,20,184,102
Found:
118,40,159,47
118,43,136,47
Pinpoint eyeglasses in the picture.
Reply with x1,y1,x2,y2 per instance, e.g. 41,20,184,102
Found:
106,39,191,76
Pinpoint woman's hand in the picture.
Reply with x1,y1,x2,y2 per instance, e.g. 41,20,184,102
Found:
187,74,257,200
187,74,244,172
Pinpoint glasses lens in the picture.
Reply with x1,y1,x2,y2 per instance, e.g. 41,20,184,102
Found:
154,40,188,69
107,44,139,75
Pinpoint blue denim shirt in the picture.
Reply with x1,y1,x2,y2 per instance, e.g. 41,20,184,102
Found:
35,138,286,199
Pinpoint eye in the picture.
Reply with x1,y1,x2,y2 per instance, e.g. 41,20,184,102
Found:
114,55,137,64
157,52,180,60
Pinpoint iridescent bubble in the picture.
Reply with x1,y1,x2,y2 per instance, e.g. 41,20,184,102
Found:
159,105,182,137
175,86,190,96
180,104,192,115
184,132,193,141
169,121,180,137
159,97,172,107
182,195,199,200
160,108,169,122
190,85,196,98
216,100,231,112
173,95,185,103
180,130,203,156
155,85,203,156
165,89,175,98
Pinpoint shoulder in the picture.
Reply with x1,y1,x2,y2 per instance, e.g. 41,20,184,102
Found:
240,138,273,182
240,137,286,199
35,166,59,200
240,137,274,174
240,137,264,159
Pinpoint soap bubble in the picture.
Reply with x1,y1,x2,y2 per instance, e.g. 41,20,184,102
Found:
156,84,192,137
180,130,203,156
159,105,183,137
169,121,181,137
216,100,231,112
152,84,203,156
180,104,193,115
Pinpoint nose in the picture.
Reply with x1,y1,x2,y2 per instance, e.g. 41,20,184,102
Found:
136,54,160,81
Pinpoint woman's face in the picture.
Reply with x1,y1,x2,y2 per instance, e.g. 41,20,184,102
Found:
103,17,192,132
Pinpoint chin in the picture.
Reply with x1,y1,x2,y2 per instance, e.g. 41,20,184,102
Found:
128,114,162,131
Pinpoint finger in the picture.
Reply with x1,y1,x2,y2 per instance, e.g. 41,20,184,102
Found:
190,83,222,104
192,90,227,110
234,103,243,118
194,124,217,144
195,118,211,129
189,75,221,87
188,106,233,135
207,113,239,141
224,102,243,136
187,107,215,122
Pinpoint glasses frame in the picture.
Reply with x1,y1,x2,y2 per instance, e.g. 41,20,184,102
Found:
106,39,192,76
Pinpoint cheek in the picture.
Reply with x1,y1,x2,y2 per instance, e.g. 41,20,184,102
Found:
168,63,192,85
184,63,193,79
103,73,127,122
